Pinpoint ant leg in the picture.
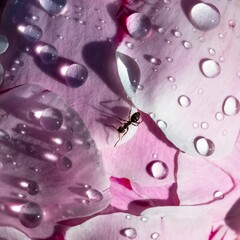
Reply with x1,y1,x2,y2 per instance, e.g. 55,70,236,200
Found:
114,134,122,147
104,124,118,131
114,128,128,147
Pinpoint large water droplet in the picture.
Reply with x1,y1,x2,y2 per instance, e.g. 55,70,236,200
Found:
27,182,39,195
86,189,103,201
182,40,192,49
0,129,10,142
222,96,239,116
17,24,42,42
39,0,67,15
157,120,167,130
189,3,221,31
147,160,168,179
35,44,58,64
0,35,9,54
121,228,137,239
60,64,88,88
213,190,224,200
200,59,221,78
19,202,43,228
178,95,191,107
57,156,72,171
126,13,151,40
194,137,215,156
40,108,63,131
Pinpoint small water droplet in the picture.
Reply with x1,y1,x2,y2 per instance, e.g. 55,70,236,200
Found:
60,64,88,88
167,76,176,82
165,39,172,44
198,88,204,94
189,3,221,31
27,182,39,195
182,40,192,49
19,202,43,228
218,33,224,39
35,44,58,64
172,29,182,38
178,95,191,107
86,189,103,202
39,0,67,15
121,228,137,239
0,35,9,54
96,26,102,31
200,59,221,78
82,199,90,206
78,20,86,25
194,137,215,156
57,156,72,171
0,129,10,141
166,57,173,63
126,215,132,220
157,27,165,34
40,108,63,131
157,120,167,130
208,48,216,55
150,57,161,65
137,84,144,90
149,112,155,119
152,153,158,159
219,56,225,62
18,24,42,42
57,34,64,40
201,122,209,129
126,13,151,40
222,96,239,116
140,216,148,222
64,141,72,151
147,160,168,179
213,190,224,200
215,112,224,121
193,122,199,128
31,15,39,21
229,20,235,28
126,41,134,49
151,232,160,239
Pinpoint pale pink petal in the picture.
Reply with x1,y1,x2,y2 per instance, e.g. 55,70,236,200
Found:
0,226,31,240
0,84,110,238
116,0,240,158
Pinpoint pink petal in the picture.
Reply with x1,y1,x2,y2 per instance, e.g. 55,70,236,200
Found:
116,0,240,158
0,84,110,238
0,226,31,240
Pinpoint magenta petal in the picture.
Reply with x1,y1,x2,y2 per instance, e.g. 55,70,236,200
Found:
0,84,110,238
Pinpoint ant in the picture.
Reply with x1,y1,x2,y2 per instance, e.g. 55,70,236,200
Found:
104,109,142,147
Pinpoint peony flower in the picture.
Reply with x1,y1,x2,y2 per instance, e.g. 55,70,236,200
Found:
0,0,239,239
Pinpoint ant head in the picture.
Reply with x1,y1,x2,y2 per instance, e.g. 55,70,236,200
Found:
131,112,140,122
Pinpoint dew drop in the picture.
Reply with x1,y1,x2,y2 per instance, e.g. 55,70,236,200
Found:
178,95,191,108
215,112,224,121
0,64,4,85
152,153,158,159
39,0,67,15
17,24,42,42
149,112,155,119
218,33,224,39
121,228,137,239
222,96,239,116
146,160,168,179
189,3,221,31
64,141,73,151
61,64,88,88
27,182,39,195
0,35,9,54
213,190,224,200
229,20,235,28
157,27,165,34
40,108,63,131
198,88,204,95
82,199,90,206
151,232,160,239
35,44,58,64
201,122,209,129
0,129,10,141
193,122,199,128
172,29,182,38
126,13,151,40
208,48,216,56
150,57,161,65
140,216,148,222
57,156,72,171
194,137,215,156
157,120,167,130
166,57,173,63
200,59,221,78
19,202,43,228
219,56,225,62
182,40,192,49
86,189,103,202
31,15,40,21
137,84,144,90
167,76,176,82
126,215,132,220
126,41,134,49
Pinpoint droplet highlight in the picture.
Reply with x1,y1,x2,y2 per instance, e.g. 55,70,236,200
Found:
18,24,42,42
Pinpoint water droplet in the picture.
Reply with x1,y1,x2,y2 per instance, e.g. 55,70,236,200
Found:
198,88,204,94
147,160,168,179
172,29,182,38
17,24,42,42
121,228,137,239
194,137,215,156
40,108,63,131
31,15,40,21
137,84,144,90
166,57,173,63
0,129,10,141
126,13,151,40
151,232,160,239
165,39,172,44
157,27,165,34
57,156,72,171
27,182,39,195
150,57,161,65
201,122,209,129
39,0,67,15
193,122,199,128
0,35,9,54
229,20,235,28
213,190,224,200
152,153,158,159
218,33,224,39
182,40,192,49
215,112,224,121
64,141,72,151
189,3,221,31
157,120,167,130
126,41,134,49
86,189,103,201
219,56,225,62
0,64,4,85
35,44,58,64
140,216,148,222
96,26,102,31
60,64,88,88
178,95,191,108
19,202,43,228
126,215,132,220
208,48,216,56
222,96,239,116
167,76,176,82
149,112,155,119
200,59,221,78
82,199,90,206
